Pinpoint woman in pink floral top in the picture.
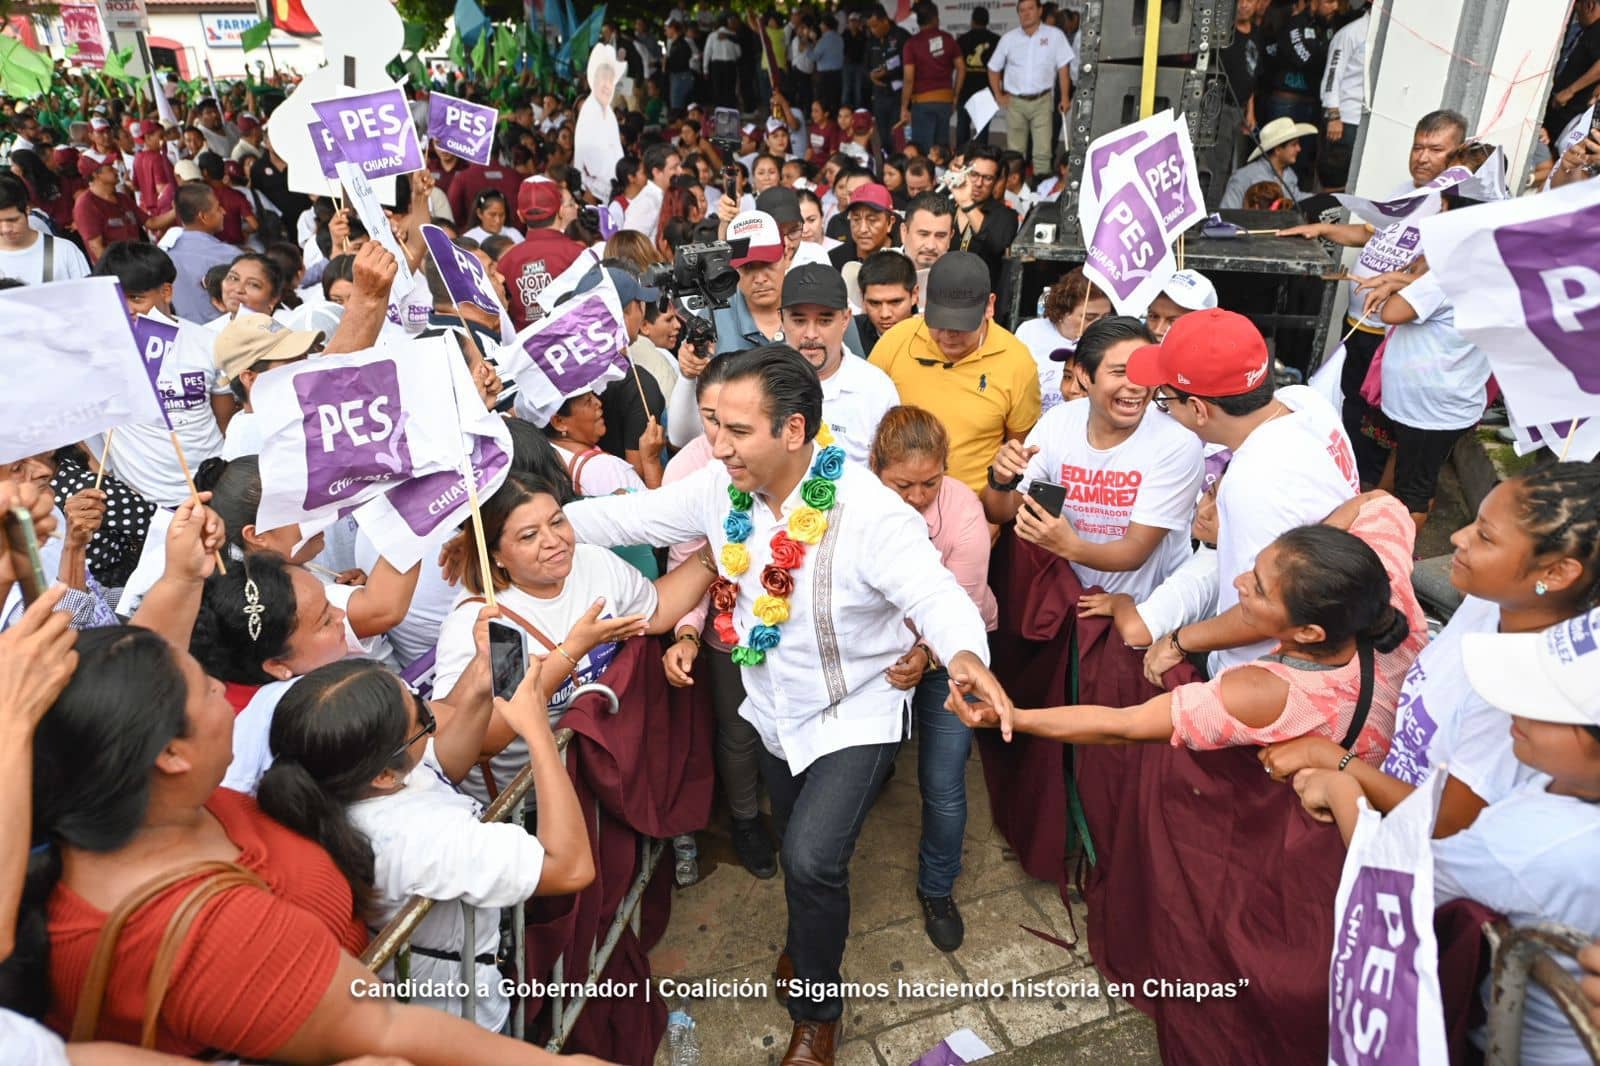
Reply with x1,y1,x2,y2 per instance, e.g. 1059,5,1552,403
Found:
954,493,1427,767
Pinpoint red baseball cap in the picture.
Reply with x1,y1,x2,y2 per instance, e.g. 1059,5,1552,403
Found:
1125,308,1271,398
517,175,562,222
847,182,893,213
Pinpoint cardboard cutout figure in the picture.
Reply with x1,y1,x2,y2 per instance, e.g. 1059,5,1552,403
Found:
574,45,626,204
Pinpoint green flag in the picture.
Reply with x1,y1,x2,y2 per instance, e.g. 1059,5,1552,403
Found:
470,31,487,80
0,36,53,99
403,21,430,55
448,30,466,74
495,23,517,71
240,20,273,53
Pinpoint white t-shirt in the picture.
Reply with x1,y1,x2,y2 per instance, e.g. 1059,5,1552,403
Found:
0,1010,69,1066
463,225,524,246
354,528,457,670
108,314,229,506
1381,594,1537,804
219,408,264,460
1433,777,1600,1066
1213,386,1360,671
350,740,545,1034
1019,399,1205,603
1011,316,1073,416
819,351,900,467
1134,543,1218,645
221,678,300,794
1379,272,1490,431
0,233,91,285
1349,181,1436,318
432,545,658,802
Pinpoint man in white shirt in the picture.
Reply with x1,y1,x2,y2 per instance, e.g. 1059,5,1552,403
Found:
780,264,900,466
1319,9,1368,190
986,0,1075,178
1126,309,1359,679
565,346,1008,1066
621,142,680,241
983,316,1204,604
0,176,90,285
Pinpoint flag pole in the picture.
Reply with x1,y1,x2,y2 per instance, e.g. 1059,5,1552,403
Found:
1559,419,1582,462
93,430,114,491
167,429,227,574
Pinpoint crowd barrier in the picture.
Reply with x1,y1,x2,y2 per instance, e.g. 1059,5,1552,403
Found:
360,682,665,1051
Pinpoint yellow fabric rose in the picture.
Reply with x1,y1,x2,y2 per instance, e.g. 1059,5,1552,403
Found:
721,542,751,576
788,506,828,545
752,593,791,626
814,423,836,448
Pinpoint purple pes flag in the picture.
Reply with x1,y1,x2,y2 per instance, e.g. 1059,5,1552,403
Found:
311,87,424,180
420,223,504,317
292,361,413,512
500,274,634,424
427,91,498,167
1081,158,1176,316
307,120,345,180
1132,125,1205,238
131,314,180,429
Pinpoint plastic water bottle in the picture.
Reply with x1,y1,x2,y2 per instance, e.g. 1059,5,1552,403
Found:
1036,289,1049,317
667,1008,702,1065
672,833,699,886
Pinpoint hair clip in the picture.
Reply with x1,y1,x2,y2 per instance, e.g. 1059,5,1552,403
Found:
242,574,265,643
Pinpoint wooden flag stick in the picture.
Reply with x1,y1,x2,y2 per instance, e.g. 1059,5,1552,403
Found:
1177,232,1185,270
628,355,652,414
93,430,114,491
167,429,227,574
1559,419,1583,462
1246,229,1282,235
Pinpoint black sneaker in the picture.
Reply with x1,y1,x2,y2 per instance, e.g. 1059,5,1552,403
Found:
731,815,777,879
919,893,964,952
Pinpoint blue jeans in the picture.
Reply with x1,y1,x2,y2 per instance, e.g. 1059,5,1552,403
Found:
669,72,694,113
909,101,953,153
912,667,970,897
762,739,900,1022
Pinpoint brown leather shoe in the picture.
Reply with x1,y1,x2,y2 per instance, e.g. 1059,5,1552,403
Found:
772,950,795,1005
780,1019,840,1065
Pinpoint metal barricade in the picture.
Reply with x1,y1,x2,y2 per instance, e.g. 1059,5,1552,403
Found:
1484,920,1600,1065
361,683,666,1051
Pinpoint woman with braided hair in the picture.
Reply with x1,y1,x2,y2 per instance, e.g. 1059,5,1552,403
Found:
1261,461,1600,837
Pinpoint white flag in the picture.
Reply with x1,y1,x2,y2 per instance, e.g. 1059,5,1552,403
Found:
0,278,165,464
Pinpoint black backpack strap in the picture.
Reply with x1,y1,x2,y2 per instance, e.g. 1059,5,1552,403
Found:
41,233,54,283
1338,640,1376,750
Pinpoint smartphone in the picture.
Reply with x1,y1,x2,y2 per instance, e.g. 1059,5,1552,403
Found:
712,106,741,144
1,507,48,607
1026,480,1068,519
488,620,528,701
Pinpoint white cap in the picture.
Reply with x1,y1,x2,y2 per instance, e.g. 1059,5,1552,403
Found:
765,117,787,133
1463,607,1600,728
1161,269,1218,312
174,159,202,183
727,211,784,267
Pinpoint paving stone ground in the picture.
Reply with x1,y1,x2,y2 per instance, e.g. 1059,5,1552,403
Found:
648,743,1162,1065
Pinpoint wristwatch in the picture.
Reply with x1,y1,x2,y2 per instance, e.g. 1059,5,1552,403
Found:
987,466,1022,492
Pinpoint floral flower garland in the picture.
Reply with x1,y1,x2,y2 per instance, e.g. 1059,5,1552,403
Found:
710,425,847,666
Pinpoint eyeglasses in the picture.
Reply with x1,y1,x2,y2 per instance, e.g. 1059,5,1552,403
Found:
390,690,436,761
966,170,998,185
1152,388,1181,413
912,357,958,369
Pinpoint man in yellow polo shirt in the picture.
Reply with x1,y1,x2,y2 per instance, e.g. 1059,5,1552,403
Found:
869,251,1041,492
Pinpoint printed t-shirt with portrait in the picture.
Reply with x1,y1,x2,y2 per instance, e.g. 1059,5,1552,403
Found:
107,314,229,506
1381,594,1533,804
1213,385,1360,672
431,543,659,803
1018,399,1204,602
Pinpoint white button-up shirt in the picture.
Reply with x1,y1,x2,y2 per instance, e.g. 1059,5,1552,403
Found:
987,23,1076,96
621,180,665,241
565,448,991,773
1320,11,1368,120
820,351,900,466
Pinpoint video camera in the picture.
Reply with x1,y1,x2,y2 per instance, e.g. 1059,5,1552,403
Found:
642,240,746,357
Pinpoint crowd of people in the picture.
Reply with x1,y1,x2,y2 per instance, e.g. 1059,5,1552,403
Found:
0,1,1598,1065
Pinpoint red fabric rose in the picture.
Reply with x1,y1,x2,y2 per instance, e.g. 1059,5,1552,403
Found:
713,611,739,646
769,531,806,570
760,564,795,597
709,577,738,613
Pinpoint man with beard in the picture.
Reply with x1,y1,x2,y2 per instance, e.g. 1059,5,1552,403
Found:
780,263,899,466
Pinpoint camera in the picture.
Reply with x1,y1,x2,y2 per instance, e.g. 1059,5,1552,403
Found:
641,241,744,313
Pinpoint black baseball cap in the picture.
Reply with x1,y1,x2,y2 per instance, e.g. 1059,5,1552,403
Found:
755,186,802,225
782,263,848,310
924,252,991,332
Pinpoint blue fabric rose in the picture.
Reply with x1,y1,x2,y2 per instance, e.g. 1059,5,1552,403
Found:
748,623,783,652
811,445,847,480
724,509,755,543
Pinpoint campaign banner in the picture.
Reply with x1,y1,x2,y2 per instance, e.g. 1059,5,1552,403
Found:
131,315,180,428
1327,770,1449,1065
1080,110,1173,215
1421,178,1600,426
1079,155,1177,317
1129,119,1205,237
1335,166,1475,228
59,1,107,67
250,336,480,534
352,350,512,569
500,272,632,425
0,279,165,463
312,87,424,180
333,160,414,290
308,120,344,180
427,91,498,167
420,223,503,317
